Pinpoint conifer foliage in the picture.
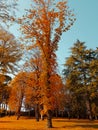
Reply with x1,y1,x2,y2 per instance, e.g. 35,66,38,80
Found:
63,40,98,120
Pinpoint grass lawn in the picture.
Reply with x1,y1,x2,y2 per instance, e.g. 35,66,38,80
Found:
0,116,98,130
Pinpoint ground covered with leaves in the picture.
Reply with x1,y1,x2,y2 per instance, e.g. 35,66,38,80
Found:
0,116,98,130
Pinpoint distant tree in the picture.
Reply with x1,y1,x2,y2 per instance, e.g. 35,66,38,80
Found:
0,73,11,117
9,72,35,120
21,0,75,128
0,26,22,75
63,40,98,120
0,27,22,115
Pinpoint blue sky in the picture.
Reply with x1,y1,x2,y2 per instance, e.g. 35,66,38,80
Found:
9,0,98,73
56,0,98,72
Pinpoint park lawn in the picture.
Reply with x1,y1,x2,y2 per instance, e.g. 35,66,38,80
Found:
0,116,98,130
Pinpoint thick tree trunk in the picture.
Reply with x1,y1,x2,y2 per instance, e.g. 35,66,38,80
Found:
47,110,52,128
35,104,39,122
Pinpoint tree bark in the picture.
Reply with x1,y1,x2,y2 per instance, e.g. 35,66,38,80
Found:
35,104,39,122
47,110,52,128
16,103,22,120
17,112,20,120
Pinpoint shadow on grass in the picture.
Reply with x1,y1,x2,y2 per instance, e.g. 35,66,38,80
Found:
60,124,98,129
54,119,98,129
0,121,13,123
53,124,98,129
54,119,97,123
54,119,98,123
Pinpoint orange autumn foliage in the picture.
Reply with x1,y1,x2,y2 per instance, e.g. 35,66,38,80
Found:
8,72,36,113
20,0,75,127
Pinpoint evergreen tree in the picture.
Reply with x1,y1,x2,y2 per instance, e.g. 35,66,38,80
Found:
63,40,98,120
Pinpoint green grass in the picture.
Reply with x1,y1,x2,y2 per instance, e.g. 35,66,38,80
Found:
0,116,98,130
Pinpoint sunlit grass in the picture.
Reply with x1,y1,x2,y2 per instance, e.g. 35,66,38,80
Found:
0,116,98,130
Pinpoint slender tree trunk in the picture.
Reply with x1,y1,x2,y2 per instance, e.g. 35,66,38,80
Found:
35,104,39,122
77,114,80,119
5,101,8,116
85,98,93,120
77,108,80,119
67,111,71,119
16,94,23,120
61,111,64,117
40,110,44,120
41,113,44,120
95,115,97,120
40,105,44,120
55,108,58,117
16,108,21,120
47,110,52,128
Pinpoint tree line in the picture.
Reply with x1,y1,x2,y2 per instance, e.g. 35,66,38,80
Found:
63,40,98,120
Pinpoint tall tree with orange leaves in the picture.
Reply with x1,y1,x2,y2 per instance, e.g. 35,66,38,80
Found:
23,51,63,121
21,0,75,128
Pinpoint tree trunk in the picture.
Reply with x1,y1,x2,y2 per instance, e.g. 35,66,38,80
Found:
40,105,44,120
35,104,39,122
55,108,58,117
67,111,71,119
5,102,8,116
17,113,20,120
47,110,52,128
40,109,44,120
95,115,97,120
16,105,21,120
16,94,23,120
85,99,93,120
41,113,44,120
